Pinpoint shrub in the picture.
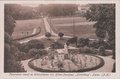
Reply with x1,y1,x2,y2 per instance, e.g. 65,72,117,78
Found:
4,15,25,72
112,63,115,72
20,39,45,53
4,43,26,72
5,15,16,35
50,42,64,49
16,43,27,52
45,32,51,40
88,40,111,49
68,49,79,54
67,36,78,47
78,38,89,47
38,49,48,57
4,43,11,60
5,32,12,44
98,46,106,56
79,46,97,54
88,40,99,48
58,32,64,40
28,49,48,59
67,36,78,44
28,48,39,58
16,52,26,61
27,39,44,49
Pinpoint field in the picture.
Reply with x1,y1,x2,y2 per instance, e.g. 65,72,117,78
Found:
48,17,97,39
12,19,45,39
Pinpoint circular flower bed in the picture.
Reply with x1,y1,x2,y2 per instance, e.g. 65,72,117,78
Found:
28,49,104,72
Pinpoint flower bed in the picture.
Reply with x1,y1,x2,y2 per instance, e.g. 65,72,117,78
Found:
28,49,104,72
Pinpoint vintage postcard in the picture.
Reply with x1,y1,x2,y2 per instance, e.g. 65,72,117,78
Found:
0,0,120,79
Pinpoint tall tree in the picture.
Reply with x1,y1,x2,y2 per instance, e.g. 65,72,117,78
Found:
4,4,25,72
84,4,115,58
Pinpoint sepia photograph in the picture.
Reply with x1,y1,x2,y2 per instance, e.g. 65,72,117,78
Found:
4,3,115,73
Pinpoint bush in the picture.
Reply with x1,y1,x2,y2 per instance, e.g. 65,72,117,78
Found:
5,32,12,44
28,48,39,58
4,15,25,72
58,32,64,40
17,52,26,60
50,42,64,49
68,49,79,54
20,39,45,53
28,49,48,59
27,39,44,49
79,46,97,54
98,46,106,56
45,32,51,40
78,38,89,47
88,40,111,49
5,15,16,35
4,43,26,72
112,63,115,72
67,36,78,44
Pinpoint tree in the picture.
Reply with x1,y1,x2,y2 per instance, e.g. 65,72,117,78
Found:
58,32,64,40
37,4,78,17
4,33,25,72
85,4,115,41
45,32,52,40
5,15,16,35
4,7,25,72
84,4,115,57
5,4,40,20
5,32,13,44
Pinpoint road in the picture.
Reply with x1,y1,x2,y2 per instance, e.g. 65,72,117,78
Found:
43,17,58,36
19,17,70,43
32,28,37,35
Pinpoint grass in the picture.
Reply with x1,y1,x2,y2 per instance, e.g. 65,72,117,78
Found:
50,16,88,24
48,16,97,39
12,18,45,39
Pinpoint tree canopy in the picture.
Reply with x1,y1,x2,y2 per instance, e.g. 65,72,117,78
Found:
84,4,115,48
37,4,78,17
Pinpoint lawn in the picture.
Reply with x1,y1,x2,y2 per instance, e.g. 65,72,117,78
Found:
48,16,97,39
12,18,45,39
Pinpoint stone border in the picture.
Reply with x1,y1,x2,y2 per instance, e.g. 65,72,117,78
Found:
28,54,104,72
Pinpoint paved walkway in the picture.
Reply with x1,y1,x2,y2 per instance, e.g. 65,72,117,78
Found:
43,17,58,36
32,28,37,35
89,56,115,72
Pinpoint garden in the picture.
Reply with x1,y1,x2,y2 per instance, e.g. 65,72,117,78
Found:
4,4,115,72
16,32,113,72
